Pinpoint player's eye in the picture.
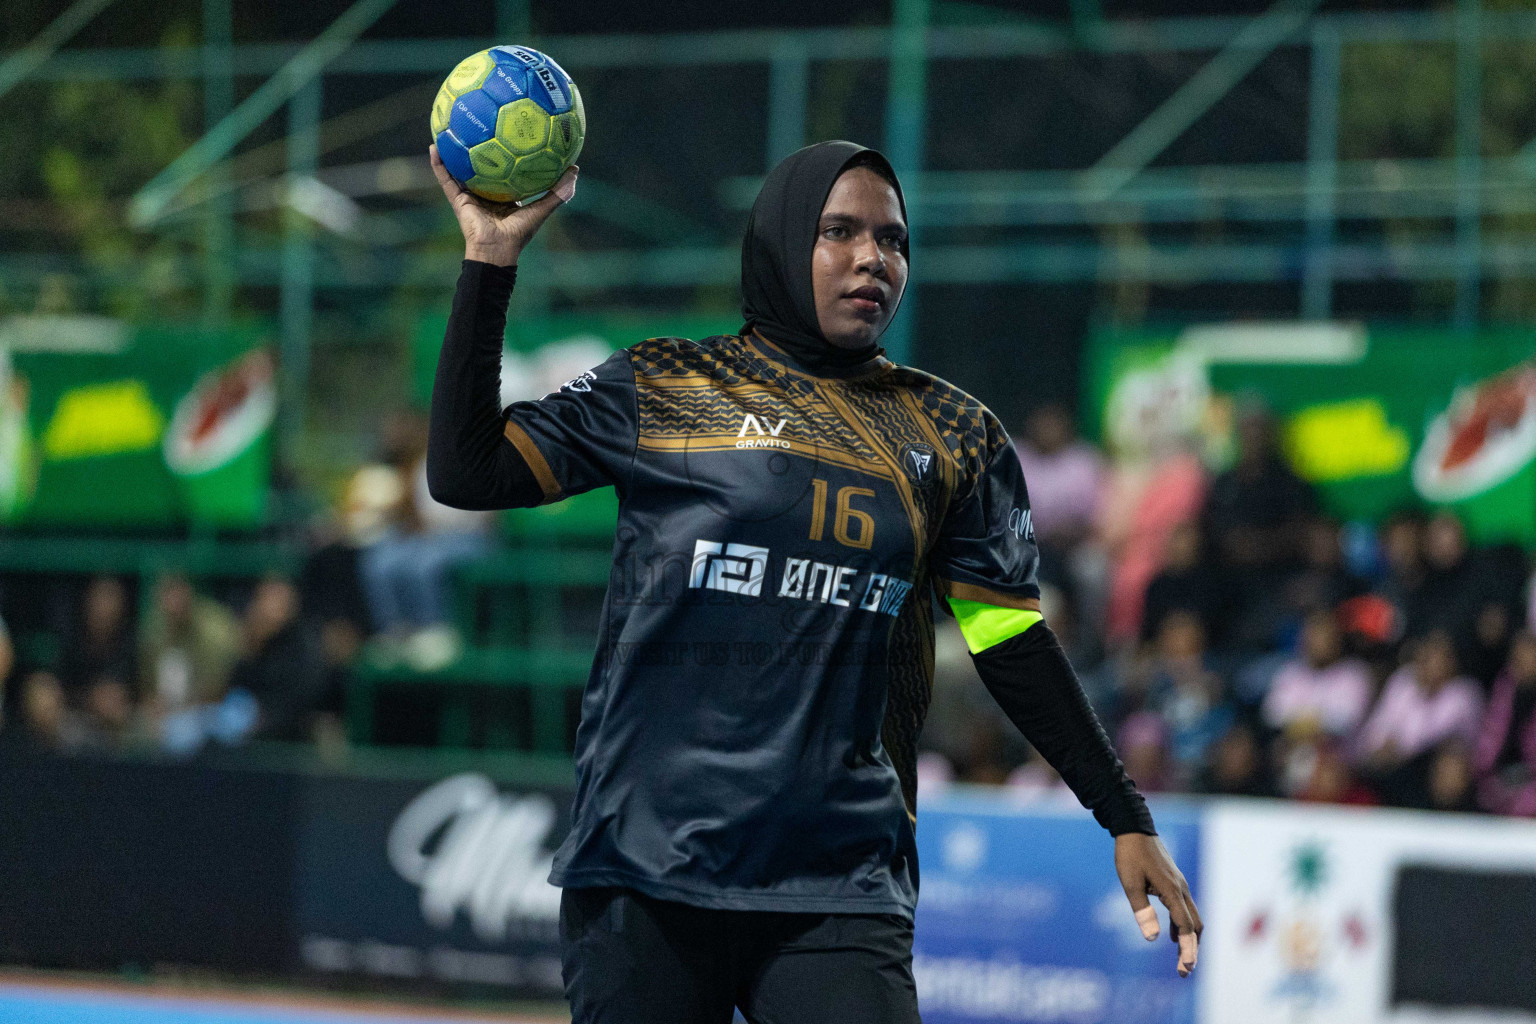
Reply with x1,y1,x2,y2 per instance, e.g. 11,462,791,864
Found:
880,231,906,248
822,224,849,240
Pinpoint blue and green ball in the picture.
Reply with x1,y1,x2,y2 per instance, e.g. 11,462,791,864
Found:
431,45,585,203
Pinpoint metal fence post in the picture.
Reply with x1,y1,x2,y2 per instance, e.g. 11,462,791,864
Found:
767,39,809,169
1453,0,1482,332
202,0,235,326
279,78,321,468
884,0,929,366
1302,21,1340,320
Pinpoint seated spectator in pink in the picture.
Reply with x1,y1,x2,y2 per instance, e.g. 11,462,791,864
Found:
1262,608,1373,739
1014,403,1102,551
1474,630,1536,816
1355,629,1482,769
1098,443,1207,645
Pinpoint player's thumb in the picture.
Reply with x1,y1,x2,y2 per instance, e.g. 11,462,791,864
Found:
518,166,579,229
1122,878,1160,941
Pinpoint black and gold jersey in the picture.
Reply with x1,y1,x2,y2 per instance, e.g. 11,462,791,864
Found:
503,325,1040,917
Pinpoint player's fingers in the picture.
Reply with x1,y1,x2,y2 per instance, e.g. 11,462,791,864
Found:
428,145,464,202
1177,926,1199,976
1165,875,1202,938
1160,889,1199,975
515,166,579,226
1134,905,1160,942
1120,875,1159,941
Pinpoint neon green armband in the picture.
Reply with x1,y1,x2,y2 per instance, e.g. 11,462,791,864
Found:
949,598,1043,654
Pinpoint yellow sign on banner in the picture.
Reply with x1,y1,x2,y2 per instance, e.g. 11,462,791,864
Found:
1284,398,1410,483
42,379,165,461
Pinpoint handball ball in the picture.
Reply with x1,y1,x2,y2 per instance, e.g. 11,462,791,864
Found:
431,45,585,203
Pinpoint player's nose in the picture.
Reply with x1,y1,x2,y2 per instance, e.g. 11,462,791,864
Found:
852,235,887,275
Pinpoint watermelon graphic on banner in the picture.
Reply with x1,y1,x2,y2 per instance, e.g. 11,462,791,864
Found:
1414,361,1536,503
164,349,277,477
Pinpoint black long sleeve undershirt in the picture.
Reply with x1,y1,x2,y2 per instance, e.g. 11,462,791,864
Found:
426,260,544,510
972,623,1156,837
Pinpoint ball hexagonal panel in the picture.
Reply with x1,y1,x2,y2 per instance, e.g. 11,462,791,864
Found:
434,130,475,185
465,175,516,203
444,51,494,94
448,88,499,148
430,83,455,137
496,98,551,156
509,149,562,197
468,137,516,182
480,60,529,107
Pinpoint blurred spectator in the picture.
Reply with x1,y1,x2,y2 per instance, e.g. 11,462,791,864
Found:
0,612,12,729
229,577,328,742
1197,721,1274,797
1007,744,1070,798
1294,741,1377,806
1426,743,1478,813
1375,509,1428,639
1098,442,1207,645
1014,403,1103,555
1355,630,1483,806
1261,609,1373,740
1280,519,1365,626
952,715,1012,785
1202,404,1316,572
1117,712,1171,794
11,671,88,751
358,412,493,670
1038,581,1113,716
137,573,240,729
915,750,955,800
1417,512,1525,681
57,575,135,744
1474,631,1536,816
1140,522,1231,648
1139,611,1236,787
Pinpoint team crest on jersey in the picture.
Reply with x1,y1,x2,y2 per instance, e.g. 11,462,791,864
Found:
899,442,938,488
561,370,597,393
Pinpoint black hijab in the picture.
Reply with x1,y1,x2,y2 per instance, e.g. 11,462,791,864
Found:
740,141,908,373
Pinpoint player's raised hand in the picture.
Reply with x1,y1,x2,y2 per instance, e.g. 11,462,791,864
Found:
430,144,578,267
1114,832,1202,977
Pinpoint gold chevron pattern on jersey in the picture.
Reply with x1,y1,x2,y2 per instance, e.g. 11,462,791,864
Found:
835,376,955,537
630,335,882,465
889,365,1012,498
882,586,936,820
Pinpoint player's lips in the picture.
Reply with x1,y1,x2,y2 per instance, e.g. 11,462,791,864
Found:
842,286,887,316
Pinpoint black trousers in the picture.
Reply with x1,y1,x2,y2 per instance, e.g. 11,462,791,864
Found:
559,886,923,1024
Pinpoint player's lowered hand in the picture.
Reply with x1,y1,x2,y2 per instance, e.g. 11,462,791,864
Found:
430,144,578,267
1114,832,1202,977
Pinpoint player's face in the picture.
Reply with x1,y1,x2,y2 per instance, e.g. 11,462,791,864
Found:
811,167,908,350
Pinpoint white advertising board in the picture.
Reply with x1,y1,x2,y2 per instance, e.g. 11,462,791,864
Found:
1200,800,1536,1024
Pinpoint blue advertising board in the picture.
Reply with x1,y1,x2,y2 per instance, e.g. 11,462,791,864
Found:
913,791,1202,1024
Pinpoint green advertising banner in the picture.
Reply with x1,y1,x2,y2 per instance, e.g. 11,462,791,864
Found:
1085,324,1536,545
0,318,275,528
412,309,740,539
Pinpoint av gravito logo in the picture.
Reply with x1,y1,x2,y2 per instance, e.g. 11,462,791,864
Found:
387,774,561,942
690,539,770,596
736,413,790,449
